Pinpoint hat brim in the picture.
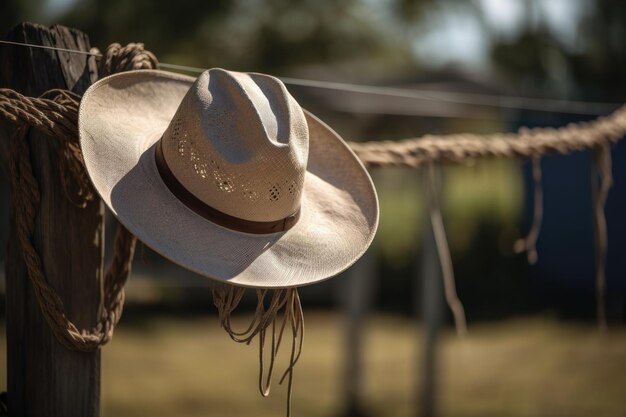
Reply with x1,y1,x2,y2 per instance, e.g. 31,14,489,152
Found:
79,70,378,288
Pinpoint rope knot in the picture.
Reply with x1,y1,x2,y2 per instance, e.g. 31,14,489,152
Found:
91,43,159,78
0,41,158,352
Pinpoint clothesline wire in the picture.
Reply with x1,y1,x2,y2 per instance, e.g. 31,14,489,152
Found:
0,39,620,116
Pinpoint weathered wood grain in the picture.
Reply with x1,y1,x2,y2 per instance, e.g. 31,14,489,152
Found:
0,22,103,417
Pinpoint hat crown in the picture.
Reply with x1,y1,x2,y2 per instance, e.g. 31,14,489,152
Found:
160,68,309,223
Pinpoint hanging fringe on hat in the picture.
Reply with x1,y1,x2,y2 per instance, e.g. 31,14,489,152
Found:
212,285,304,417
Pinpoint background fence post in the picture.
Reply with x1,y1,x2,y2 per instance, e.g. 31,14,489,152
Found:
342,248,375,417
416,165,444,417
0,22,103,417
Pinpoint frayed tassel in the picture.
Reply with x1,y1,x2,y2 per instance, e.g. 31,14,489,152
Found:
514,156,543,265
212,285,304,417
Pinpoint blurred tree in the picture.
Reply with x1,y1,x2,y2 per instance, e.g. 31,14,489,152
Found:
59,0,233,65
2,0,623,320
0,0,45,36
490,0,626,101
53,0,418,74
573,1,626,100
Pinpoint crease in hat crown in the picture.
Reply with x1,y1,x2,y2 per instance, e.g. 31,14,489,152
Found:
160,68,309,223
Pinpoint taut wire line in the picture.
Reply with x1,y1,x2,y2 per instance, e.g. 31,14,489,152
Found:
0,39,620,116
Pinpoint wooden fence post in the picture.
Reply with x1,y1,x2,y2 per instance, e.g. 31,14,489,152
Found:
0,22,103,417
416,166,444,417
342,249,375,417
416,221,443,417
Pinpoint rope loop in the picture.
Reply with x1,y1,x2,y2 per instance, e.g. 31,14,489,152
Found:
0,39,623,350
0,42,157,351
91,42,159,77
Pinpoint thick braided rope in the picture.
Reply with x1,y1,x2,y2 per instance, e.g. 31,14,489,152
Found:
0,43,157,351
348,106,622,331
91,43,158,77
1,43,622,352
0,88,93,207
348,104,626,167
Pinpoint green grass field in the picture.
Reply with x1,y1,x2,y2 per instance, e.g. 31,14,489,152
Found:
375,160,523,264
1,313,625,417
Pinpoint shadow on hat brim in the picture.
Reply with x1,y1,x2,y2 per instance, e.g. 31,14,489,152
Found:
79,70,379,288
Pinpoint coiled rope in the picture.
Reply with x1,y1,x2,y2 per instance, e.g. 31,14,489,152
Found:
0,41,622,414
0,43,158,351
0,41,305,416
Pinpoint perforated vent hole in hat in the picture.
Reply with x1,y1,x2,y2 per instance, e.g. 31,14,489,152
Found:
269,184,281,201
214,168,235,193
174,117,187,156
172,116,241,195
287,180,297,195
241,181,260,201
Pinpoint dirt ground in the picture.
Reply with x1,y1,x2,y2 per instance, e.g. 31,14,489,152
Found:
1,313,625,417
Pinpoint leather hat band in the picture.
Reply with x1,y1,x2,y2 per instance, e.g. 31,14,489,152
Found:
154,140,300,234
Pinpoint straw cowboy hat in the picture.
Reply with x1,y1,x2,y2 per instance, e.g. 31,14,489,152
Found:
78,68,378,288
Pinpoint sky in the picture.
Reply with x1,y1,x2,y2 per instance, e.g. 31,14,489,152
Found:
42,0,76,19
414,0,587,71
